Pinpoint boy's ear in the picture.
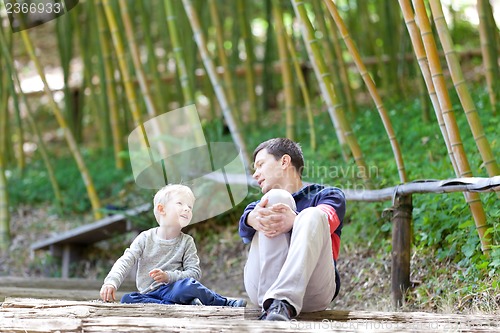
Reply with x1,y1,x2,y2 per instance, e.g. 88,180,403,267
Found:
157,204,166,215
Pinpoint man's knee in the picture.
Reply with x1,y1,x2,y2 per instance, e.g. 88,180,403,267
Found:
263,189,296,210
295,207,327,227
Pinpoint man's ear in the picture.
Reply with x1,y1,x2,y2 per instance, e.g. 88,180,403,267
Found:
281,154,292,169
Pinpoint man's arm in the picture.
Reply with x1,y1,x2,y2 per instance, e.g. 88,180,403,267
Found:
315,187,346,261
239,201,258,243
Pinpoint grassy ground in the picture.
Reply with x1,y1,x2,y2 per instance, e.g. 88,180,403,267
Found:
1,89,499,314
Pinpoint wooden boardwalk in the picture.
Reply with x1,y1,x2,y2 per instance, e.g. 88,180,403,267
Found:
1,297,499,332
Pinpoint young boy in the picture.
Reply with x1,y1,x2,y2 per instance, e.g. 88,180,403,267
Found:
100,184,246,307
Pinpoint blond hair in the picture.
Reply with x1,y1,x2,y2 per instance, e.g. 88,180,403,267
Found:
153,184,195,221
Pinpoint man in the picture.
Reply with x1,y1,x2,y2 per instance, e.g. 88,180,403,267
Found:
239,138,346,321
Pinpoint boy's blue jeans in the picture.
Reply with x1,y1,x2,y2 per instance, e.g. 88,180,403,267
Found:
121,277,229,306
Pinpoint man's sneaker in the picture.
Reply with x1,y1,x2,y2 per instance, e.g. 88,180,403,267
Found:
190,298,203,306
257,310,268,320
265,299,295,321
226,299,247,307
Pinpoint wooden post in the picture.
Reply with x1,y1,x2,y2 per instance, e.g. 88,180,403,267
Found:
391,193,412,308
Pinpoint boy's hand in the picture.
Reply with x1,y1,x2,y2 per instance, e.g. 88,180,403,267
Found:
100,284,117,302
149,268,169,283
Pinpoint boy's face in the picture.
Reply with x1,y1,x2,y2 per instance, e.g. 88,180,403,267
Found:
160,191,195,228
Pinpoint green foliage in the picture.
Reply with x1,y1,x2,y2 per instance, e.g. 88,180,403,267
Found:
7,148,135,215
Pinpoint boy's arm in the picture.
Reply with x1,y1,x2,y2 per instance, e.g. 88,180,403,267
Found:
103,233,145,290
167,236,201,282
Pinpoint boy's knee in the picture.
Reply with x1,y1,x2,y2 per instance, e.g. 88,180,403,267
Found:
263,189,296,210
176,277,200,290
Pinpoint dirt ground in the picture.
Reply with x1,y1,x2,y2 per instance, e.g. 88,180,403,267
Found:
1,205,497,314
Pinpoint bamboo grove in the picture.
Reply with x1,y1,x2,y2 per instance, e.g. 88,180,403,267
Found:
0,0,498,253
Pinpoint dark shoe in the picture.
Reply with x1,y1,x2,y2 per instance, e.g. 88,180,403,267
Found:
265,299,295,321
190,298,203,306
257,310,268,320
226,299,247,307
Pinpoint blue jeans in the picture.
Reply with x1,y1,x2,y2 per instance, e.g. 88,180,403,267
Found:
121,277,229,306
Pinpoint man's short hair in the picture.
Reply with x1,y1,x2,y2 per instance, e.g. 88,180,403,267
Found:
253,138,304,177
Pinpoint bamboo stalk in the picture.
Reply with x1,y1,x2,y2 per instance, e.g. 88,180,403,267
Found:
477,0,499,115
19,30,103,220
182,0,251,168
78,2,110,149
102,0,165,182
398,0,458,173
139,0,168,114
0,26,25,173
291,0,371,183
412,0,491,254
0,55,10,164
163,0,205,147
96,0,124,169
10,78,25,174
0,38,10,250
164,0,195,106
119,0,158,118
311,0,343,106
208,0,239,122
429,0,500,180
0,150,9,251
0,25,64,211
282,10,317,151
325,0,407,183
91,0,112,149
102,0,144,127
237,0,257,123
272,0,295,140
56,6,78,141
261,0,276,113
327,9,357,116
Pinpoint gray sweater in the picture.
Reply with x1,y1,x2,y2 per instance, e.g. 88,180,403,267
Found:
103,228,201,293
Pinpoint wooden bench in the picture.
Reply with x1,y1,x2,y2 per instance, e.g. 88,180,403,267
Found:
2,298,499,332
31,204,151,278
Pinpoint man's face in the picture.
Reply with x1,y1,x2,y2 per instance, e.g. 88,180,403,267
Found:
252,149,285,194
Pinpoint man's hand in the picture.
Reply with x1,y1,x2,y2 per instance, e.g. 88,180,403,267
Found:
247,197,296,238
149,268,169,283
100,284,117,302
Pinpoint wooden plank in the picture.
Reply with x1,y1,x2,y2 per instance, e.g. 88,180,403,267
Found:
0,318,82,333
0,287,134,302
2,298,499,325
1,299,499,333
0,277,136,290
1,298,250,319
2,312,499,333
31,203,150,251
